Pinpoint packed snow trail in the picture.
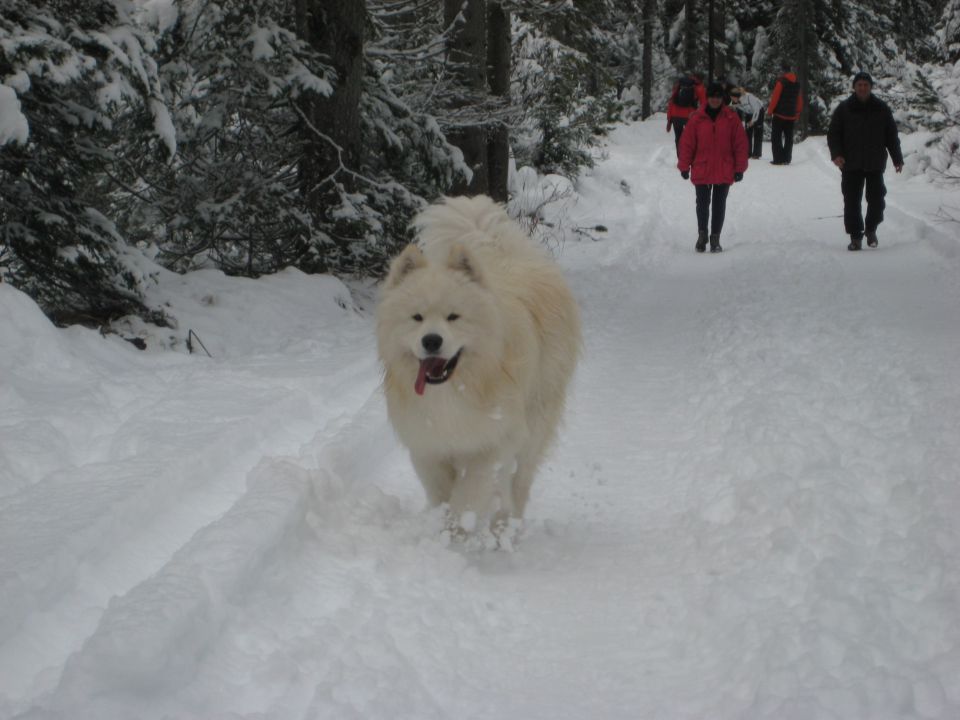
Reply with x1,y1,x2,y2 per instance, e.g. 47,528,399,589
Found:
3,120,960,719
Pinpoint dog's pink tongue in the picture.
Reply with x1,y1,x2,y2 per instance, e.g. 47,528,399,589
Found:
415,357,446,395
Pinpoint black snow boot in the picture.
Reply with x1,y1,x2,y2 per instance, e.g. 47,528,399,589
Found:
709,234,722,253
695,231,708,253
848,234,862,251
866,230,878,248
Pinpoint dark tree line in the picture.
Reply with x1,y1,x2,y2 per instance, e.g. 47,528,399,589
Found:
0,0,956,329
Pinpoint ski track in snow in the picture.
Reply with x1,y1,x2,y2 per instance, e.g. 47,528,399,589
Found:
3,120,960,719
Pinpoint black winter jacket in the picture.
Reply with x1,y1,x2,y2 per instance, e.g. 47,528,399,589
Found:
827,94,903,172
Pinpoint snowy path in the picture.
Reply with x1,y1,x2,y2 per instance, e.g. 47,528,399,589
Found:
2,121,960,719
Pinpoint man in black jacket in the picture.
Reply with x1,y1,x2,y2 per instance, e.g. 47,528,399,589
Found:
827,71,904,251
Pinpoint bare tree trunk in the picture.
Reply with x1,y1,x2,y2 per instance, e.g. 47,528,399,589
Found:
712,0,726,80
487,1,510,202
707,0,715,81
445,0,489,196
684,0,696,72
295,0,365,206
641,0,654,119
798,0,809,138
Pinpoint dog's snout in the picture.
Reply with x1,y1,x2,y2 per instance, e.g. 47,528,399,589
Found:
421,333,443,354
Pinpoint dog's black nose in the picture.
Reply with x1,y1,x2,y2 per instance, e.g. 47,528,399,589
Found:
421,333,443,353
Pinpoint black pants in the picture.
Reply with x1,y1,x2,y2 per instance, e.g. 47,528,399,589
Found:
841,170,887,237
748,109,764,158
672,119,687,155
771,116,795,163
695,184,730,235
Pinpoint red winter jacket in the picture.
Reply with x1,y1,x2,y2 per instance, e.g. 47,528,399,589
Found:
677,105,749,185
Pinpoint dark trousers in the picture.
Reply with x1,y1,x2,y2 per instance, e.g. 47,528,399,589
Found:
672,119,687,155
748,109,764,158
771,116,795,163
841,170,887,237
695,184,730,235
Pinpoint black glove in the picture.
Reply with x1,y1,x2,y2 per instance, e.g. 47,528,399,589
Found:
734,172,743,182
681,170,690,180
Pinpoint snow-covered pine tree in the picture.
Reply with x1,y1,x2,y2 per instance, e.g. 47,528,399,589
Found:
608,0,674,120
890,0,941,58
920,0,960,184
443,0,492,195
109,0,342,277
642,0,656,118
0,0,169,325
765,0,824,134
938,0,960,61
353,0,477,266
511,0,622,175
297,0,365,253
725,0,776,86
662,0,767,88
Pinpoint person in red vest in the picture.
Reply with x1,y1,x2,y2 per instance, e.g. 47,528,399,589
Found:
767,62,803,165
666,72,708,155
677,82,750,253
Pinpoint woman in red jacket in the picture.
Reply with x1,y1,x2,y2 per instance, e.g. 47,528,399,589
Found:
677,82,750,253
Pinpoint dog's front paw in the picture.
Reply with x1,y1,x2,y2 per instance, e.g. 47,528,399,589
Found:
442,509,477,541
442,508,522,551
456,510,478,533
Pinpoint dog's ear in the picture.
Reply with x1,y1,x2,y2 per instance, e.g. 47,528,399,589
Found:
385,244,427,288
447,243,485,285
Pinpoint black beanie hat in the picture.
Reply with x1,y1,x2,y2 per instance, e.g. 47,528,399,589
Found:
706,82,725,98
852,71,873,86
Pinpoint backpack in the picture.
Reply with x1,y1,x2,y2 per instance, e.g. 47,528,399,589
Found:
773,76,800,117
675,77,697,108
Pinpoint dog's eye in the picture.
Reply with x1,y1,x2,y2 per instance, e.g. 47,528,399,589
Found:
447,313,460,322
412,313,423,322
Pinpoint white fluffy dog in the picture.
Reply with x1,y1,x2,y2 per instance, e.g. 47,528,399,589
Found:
376,195,581,535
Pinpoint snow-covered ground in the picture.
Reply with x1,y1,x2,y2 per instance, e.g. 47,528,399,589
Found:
2,118,959,720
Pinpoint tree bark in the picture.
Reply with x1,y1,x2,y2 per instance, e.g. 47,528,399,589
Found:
798,0,810,138
707,0,715,81
712,0,727,81
684,0,696,72
487,1,510,202
295,0,365,205
641,0,654,119
445,0,489,196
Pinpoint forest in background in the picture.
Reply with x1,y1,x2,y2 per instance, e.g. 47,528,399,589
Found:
1,0,959,328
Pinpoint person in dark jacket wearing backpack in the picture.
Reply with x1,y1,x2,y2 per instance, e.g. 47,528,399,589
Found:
766,63,803,165
677,82,749,253
667,73,707,155
827,71,904,251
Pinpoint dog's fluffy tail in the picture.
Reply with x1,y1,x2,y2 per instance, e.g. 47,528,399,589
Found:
413,195,524,253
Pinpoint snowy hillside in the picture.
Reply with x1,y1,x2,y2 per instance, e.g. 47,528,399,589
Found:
2,118,960,720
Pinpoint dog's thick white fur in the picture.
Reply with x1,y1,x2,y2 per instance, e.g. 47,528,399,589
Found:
376,195,581,533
